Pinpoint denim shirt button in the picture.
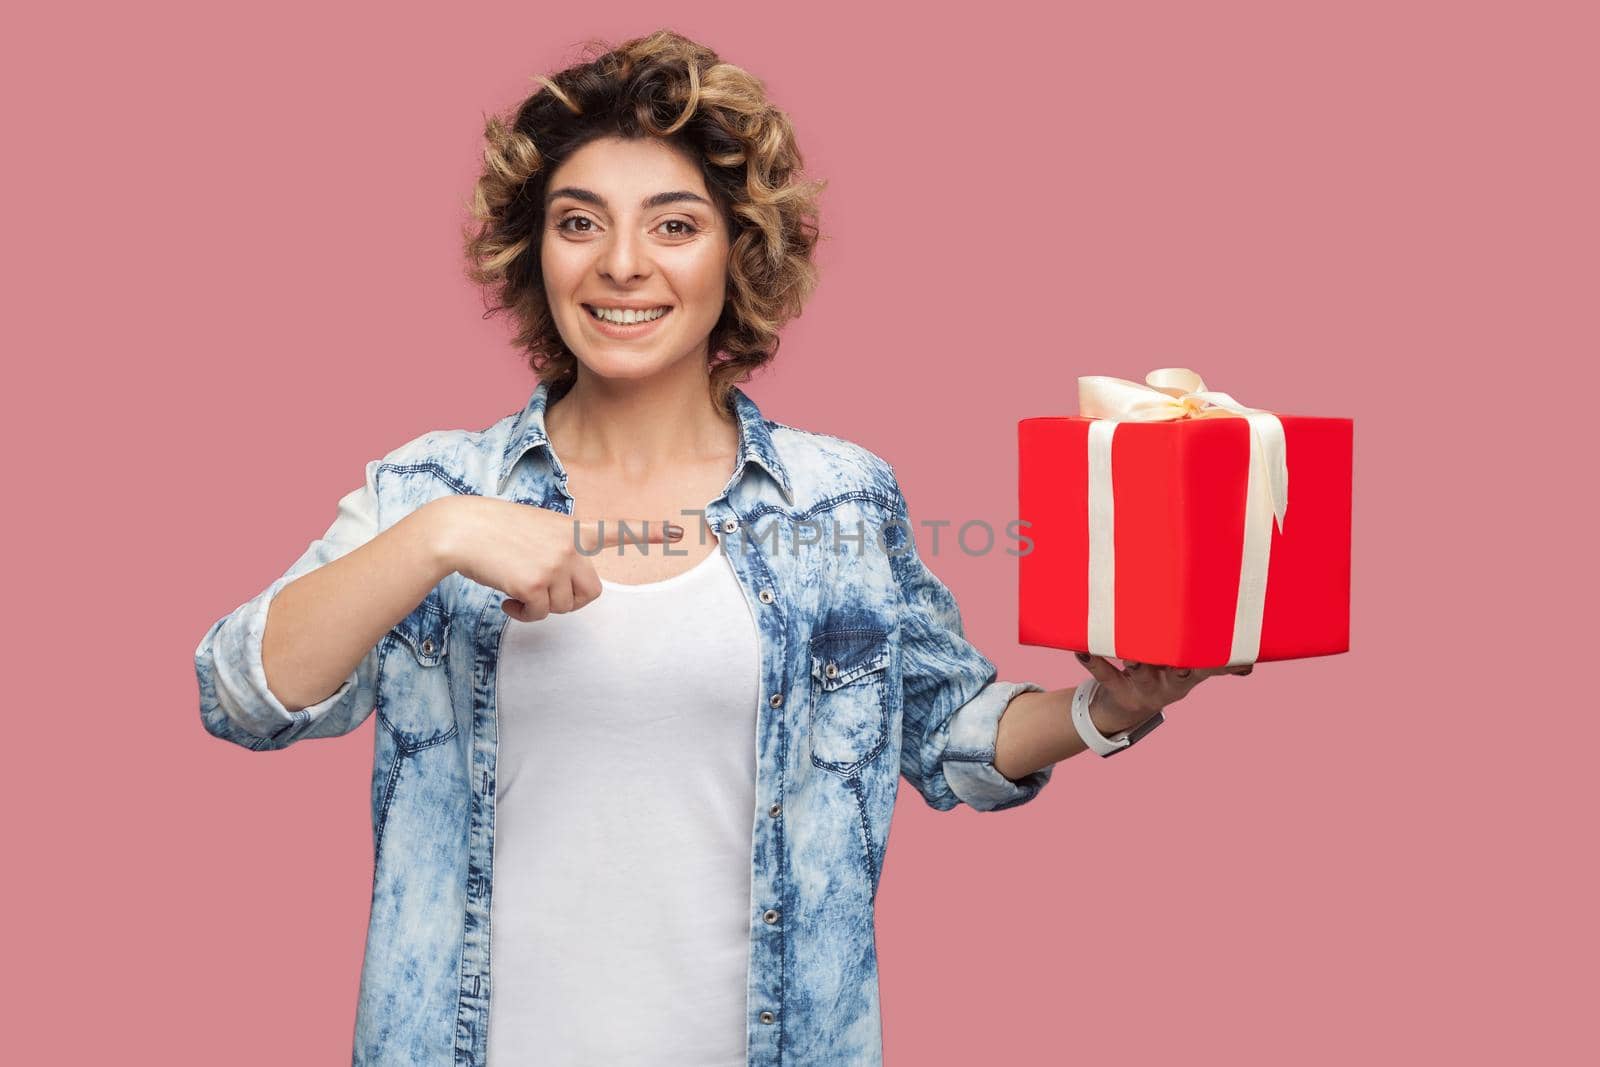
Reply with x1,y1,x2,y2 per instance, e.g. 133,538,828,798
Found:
824,661,838,678
768,692,783,708
759,1011,776,1024
722,517,739,533
763,909,780,924
758,588,774,604
768,802,782,818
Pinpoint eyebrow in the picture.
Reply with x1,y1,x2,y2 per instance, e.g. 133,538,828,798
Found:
544,187,714,212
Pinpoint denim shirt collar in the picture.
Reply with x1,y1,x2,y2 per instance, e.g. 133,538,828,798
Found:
496,378,794,505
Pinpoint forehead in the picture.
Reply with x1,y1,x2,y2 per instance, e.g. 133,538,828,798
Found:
547,136,709,201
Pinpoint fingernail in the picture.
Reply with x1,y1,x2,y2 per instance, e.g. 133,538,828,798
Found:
1074,651,1091,664
1240,666,1253,675
665,522,684,539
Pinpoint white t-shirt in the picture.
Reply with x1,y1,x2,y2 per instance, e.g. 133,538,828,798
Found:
486,543,762,1066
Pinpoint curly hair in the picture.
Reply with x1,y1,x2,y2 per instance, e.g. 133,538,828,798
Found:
462,29,827,414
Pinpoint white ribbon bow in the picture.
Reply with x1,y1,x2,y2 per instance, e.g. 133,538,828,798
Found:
1079,368,1288,667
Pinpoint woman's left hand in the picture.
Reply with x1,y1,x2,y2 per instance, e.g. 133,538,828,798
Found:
1074,651,1253,734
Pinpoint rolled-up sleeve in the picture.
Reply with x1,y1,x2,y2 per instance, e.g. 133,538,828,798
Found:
194,460,383,752
886,472,1054,812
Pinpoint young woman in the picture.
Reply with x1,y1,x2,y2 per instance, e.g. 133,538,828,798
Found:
195,28,1248,1067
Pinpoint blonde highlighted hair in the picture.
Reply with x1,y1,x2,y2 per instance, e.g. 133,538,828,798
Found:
462,29,827,412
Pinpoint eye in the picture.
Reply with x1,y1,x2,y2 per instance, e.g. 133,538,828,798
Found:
554,215,700,237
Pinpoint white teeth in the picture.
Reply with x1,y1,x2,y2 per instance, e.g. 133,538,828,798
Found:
588,305,669,325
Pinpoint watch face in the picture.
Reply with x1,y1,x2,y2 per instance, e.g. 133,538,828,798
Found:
1103,710,1166,756
1131,709,1166,741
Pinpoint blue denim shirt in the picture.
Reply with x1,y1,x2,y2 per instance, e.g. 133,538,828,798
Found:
194,380,1053,1065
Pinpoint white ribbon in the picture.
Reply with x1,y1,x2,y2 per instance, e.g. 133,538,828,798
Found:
1080,368,1288,667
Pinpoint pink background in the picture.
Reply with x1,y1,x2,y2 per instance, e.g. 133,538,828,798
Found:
8,2,1594,1063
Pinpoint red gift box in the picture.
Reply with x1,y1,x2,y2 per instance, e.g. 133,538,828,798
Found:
1018,369,1352,669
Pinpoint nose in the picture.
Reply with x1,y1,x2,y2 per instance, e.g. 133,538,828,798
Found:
597,222,650,284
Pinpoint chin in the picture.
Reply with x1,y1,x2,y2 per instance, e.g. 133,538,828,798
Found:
572,351,679,382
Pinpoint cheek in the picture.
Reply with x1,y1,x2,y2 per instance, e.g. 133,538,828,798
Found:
683,250,730,302
540,237,582,289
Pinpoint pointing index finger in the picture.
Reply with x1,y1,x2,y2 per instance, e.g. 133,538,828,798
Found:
575,519,686,552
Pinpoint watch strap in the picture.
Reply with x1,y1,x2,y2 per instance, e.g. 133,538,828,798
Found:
1071,676,1166,757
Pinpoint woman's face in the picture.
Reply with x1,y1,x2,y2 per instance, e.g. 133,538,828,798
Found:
540,135,730,384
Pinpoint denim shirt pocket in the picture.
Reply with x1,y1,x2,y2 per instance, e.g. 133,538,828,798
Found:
377,592,457,747
808,626,891,776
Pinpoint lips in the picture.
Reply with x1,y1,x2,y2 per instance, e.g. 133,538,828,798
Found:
582,303,674,338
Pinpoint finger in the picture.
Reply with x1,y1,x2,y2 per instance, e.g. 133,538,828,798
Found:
1166,665,1240,701
1185,664,1253,678
576,519,686,552
1074,650,1125,681
547,577,576,615
1125,664,1190,702
518,587,551,622
570,561,603,609
1121,660,1179,689
1154,665,1203,690
1074,651,1137,707
1117,659,1164,701
1170,667,1208,697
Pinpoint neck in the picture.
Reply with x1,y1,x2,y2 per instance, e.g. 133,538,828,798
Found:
544,361,738,481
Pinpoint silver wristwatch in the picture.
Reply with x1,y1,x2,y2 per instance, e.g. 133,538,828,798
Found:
1071,676,1166,757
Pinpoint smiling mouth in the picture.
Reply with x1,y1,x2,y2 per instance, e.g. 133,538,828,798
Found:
583,304,673,325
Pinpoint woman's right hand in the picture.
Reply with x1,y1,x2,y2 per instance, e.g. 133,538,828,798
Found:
426,496,684,622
